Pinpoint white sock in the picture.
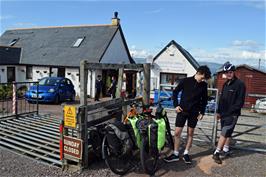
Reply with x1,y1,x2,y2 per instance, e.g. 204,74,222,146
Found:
223,145,229,152
184,149,189,155
214,148,221,154
174,150,179,156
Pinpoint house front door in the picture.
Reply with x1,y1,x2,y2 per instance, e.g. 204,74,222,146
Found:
58,67,65,77
7,67,16,83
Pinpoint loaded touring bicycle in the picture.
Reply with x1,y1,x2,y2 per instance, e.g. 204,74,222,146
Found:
101,98,174,175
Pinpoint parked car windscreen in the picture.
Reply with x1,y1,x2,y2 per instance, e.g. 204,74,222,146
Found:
39,78,61,86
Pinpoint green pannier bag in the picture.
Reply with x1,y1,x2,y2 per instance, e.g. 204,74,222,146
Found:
148,118,166,152
128,116,141,148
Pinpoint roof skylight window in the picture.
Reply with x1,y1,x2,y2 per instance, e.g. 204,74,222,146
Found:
9,38,19,46
72,37,85,47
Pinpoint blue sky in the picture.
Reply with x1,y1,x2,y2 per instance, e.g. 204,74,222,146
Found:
0,0,265,67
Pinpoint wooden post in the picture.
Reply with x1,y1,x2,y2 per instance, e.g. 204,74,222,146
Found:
143,63,151,105
116,67,124,121
80,60,88,106
116,67,124,98
79,60,89,168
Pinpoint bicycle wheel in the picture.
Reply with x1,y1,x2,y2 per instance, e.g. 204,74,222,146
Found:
102,135,132,175
140,135,158,175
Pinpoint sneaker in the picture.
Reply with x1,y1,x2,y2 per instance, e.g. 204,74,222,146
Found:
212,153,222,164
183,154,192,164
163,154,179,163
220,150,232,158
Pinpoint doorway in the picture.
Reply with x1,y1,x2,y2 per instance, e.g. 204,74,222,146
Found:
57,67,65,77
7,67,16,82
102,70,118,97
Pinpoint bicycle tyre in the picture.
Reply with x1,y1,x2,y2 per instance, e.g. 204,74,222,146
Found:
101,135,132,175
140,135,158,175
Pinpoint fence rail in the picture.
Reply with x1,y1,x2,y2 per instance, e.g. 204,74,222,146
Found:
0,82,39,118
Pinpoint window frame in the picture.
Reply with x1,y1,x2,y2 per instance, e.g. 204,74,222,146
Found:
72,37,85,48
160,72,187,87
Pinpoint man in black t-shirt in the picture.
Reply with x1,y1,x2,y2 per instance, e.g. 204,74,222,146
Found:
164,65,211,164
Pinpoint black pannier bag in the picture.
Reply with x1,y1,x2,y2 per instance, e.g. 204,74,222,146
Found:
105,121,133,156
149,120,159,156
88,125,105,157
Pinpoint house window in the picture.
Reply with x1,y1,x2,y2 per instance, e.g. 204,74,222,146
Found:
9,38,19,46
72,37,85,47
26,66,33,79
160,73,187,90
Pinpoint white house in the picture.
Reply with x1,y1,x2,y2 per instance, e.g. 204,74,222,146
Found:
150,40,199,91
0,13,135,98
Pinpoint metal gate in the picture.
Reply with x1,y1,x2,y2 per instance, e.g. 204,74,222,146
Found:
221,109,266,153
155,84,219,147
0,82,39,119
156,84,266,152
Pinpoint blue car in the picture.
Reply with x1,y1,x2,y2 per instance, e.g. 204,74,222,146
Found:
25,77,76,104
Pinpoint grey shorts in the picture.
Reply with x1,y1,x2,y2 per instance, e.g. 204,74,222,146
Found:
221,115,238,138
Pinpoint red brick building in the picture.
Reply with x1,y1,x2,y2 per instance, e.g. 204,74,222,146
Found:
216,64,266,108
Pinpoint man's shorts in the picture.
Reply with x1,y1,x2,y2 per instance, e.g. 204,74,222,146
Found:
221,115,238,137
175,112,199,128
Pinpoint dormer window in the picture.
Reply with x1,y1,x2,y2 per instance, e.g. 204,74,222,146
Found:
72,37,85,47
9,38,19,46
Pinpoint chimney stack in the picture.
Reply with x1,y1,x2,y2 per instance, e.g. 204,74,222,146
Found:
111,11,120,26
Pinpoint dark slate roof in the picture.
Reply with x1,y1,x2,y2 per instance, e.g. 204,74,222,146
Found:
0,46,21,65
217,64,266,75
0,25,134,66
153,40,200,69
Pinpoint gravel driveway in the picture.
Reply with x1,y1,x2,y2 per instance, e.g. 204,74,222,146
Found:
1,142,265,177
1,102,266,177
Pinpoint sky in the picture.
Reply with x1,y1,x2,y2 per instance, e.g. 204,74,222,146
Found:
0,0,265,68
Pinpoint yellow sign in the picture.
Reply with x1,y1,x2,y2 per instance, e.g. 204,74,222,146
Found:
64,106,76,128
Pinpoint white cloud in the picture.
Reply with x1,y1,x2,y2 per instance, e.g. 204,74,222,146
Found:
0,15,14,21
232,40,260,47
129,45,151,58
190,40,266,66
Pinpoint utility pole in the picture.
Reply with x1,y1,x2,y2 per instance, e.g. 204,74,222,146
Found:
258,58,261,69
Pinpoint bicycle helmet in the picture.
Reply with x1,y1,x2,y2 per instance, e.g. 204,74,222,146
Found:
223,61,236,72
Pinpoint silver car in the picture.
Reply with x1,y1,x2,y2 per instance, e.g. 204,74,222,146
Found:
255,98,266,114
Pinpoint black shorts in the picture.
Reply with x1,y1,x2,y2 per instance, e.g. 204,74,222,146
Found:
221,115,238,138
175,112,199,128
